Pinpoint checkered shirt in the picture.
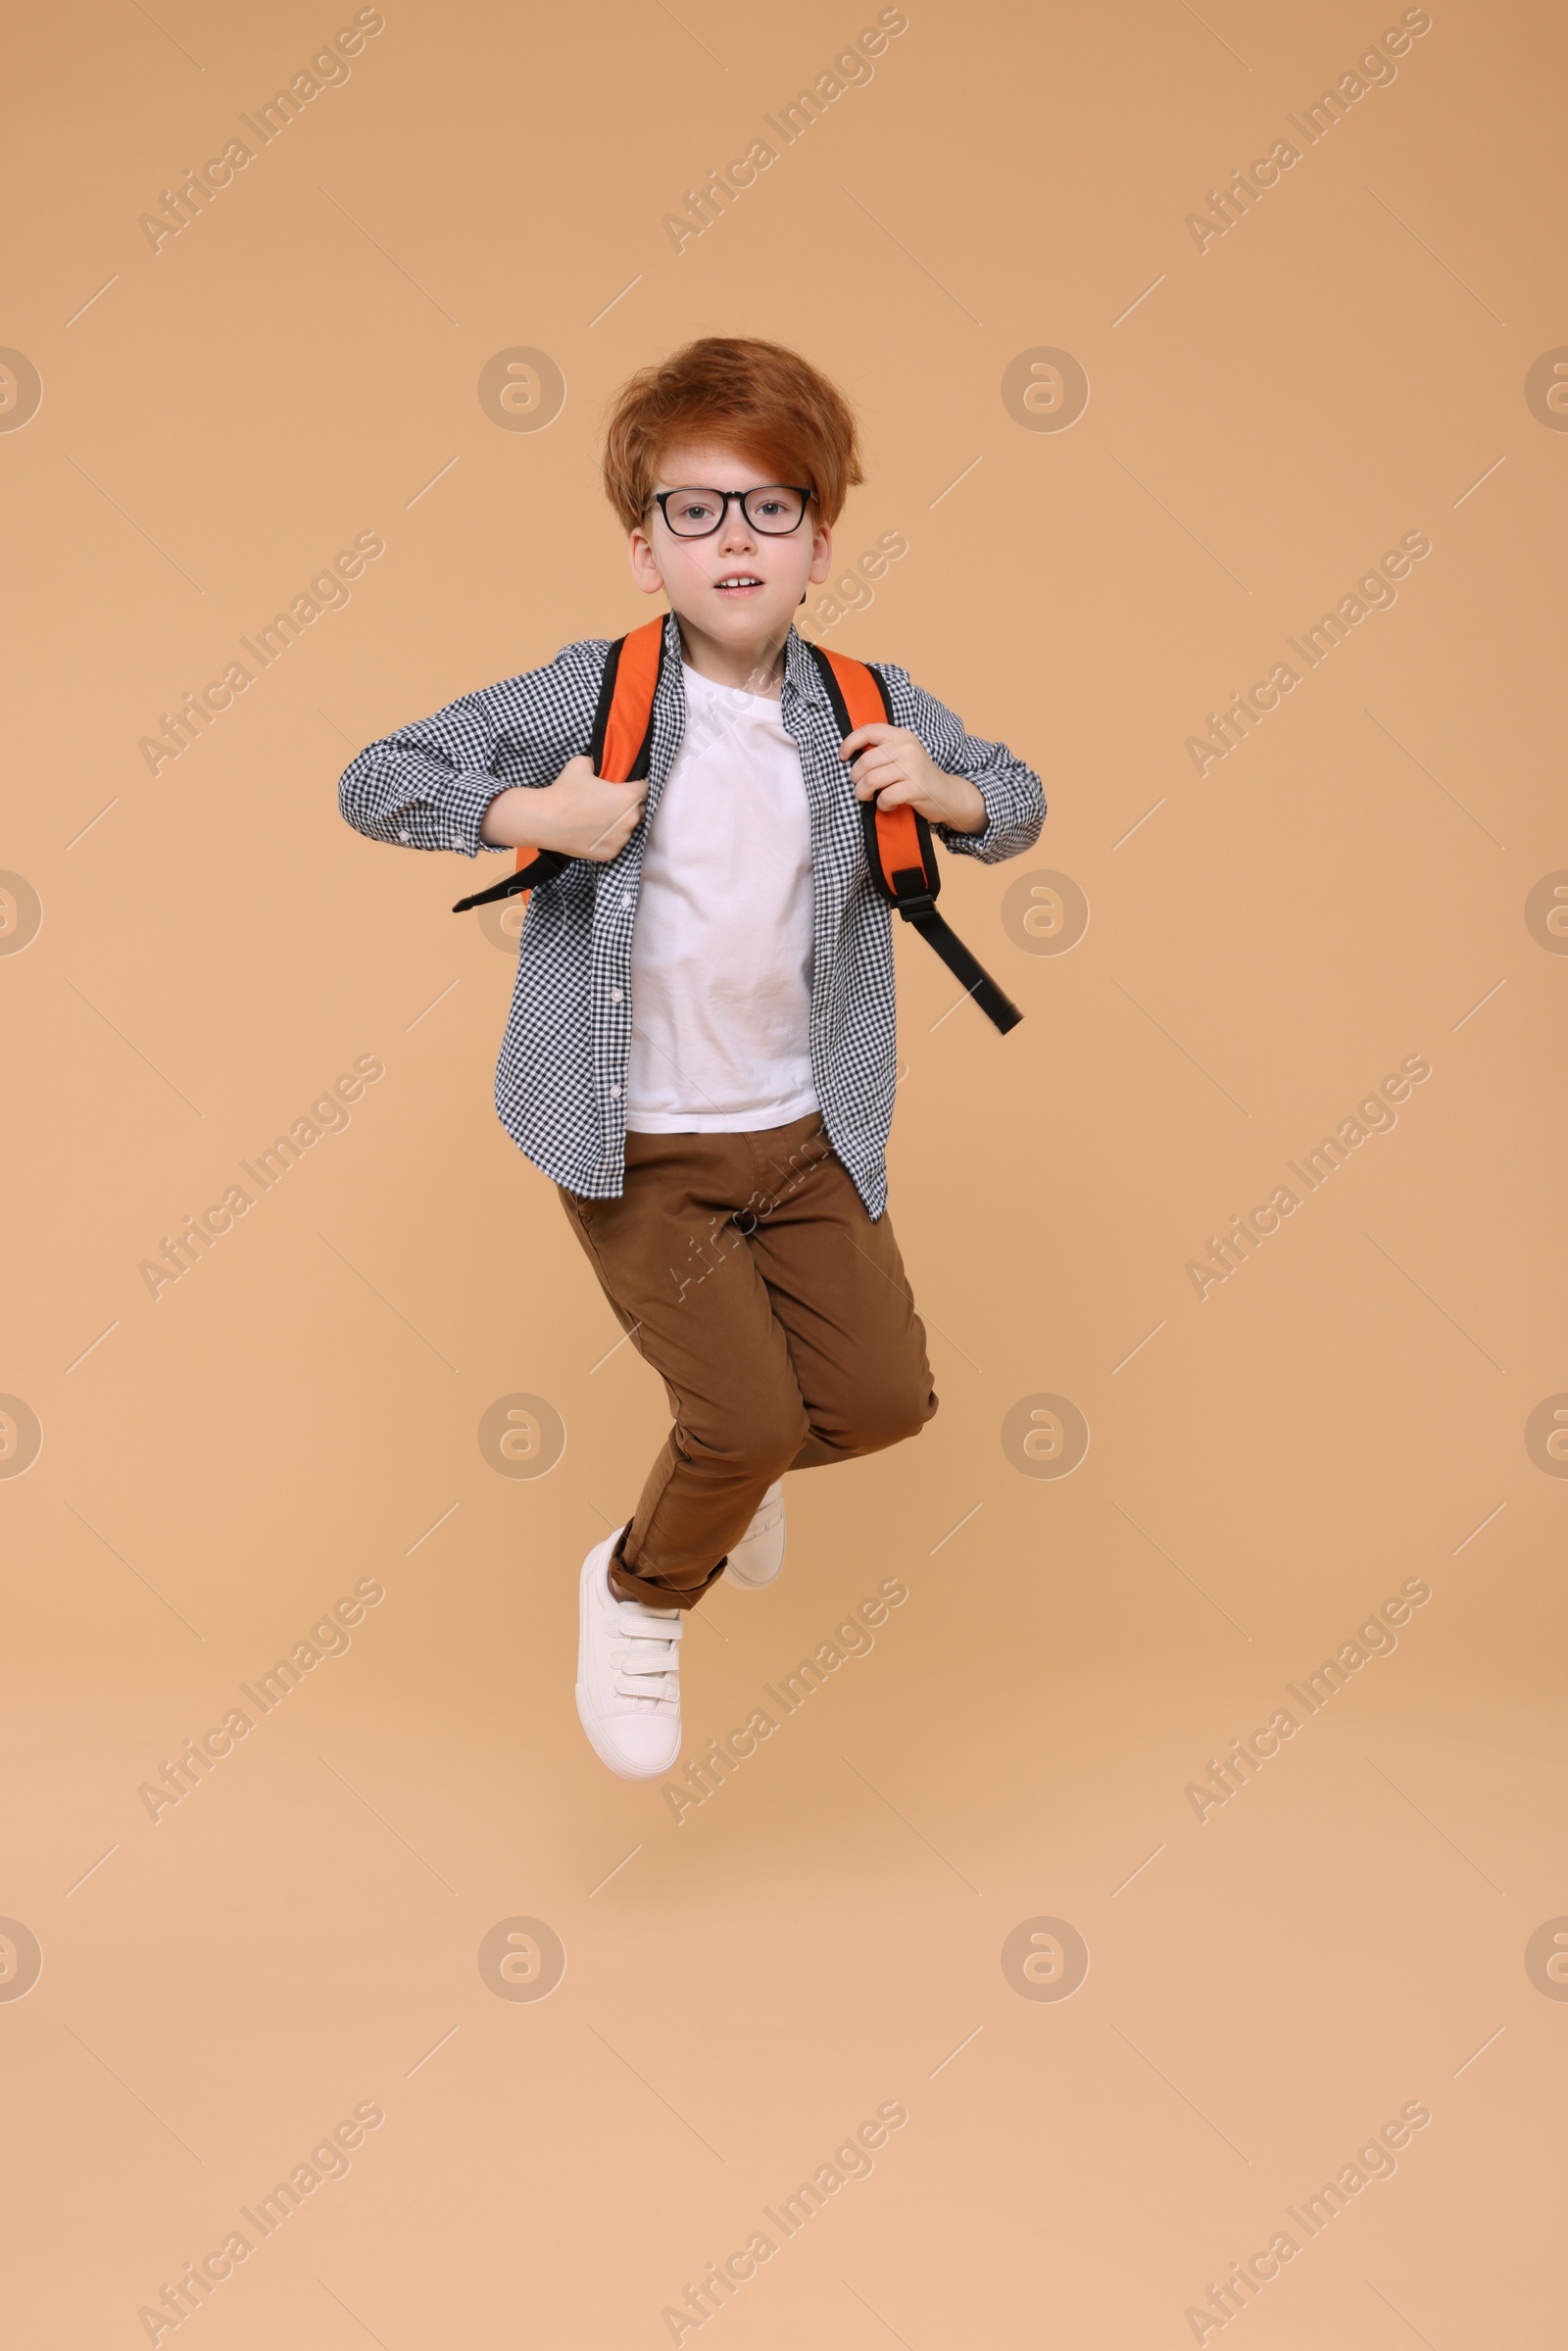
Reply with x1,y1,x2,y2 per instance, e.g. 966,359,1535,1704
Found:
337,612,1047,1220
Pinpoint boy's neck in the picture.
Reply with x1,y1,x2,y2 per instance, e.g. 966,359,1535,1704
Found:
672,613,788,700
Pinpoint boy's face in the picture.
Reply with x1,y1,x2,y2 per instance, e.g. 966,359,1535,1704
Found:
627,440,833,653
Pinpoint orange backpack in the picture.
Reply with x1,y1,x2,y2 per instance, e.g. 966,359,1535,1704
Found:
453,617,1021,1034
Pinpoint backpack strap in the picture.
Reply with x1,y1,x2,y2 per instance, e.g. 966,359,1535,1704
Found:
805,642,1023,1036
452,619,665,914
590,616,663,783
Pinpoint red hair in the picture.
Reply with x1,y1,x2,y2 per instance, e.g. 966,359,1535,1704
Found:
602,336,864,532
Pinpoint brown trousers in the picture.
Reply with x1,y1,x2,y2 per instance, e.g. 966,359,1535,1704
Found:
557,1109,938,1608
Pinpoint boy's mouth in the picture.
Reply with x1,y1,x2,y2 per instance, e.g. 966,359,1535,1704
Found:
714,573,763,595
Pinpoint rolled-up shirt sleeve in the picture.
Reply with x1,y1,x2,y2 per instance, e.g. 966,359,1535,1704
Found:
871,661,1048,865
337,638,609,858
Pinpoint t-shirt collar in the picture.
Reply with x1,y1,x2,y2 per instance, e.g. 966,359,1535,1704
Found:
659,612,822,709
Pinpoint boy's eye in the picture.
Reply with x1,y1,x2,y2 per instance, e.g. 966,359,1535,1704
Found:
670,494,722,527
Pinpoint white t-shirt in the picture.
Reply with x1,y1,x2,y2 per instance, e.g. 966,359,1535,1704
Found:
624,662,817,1133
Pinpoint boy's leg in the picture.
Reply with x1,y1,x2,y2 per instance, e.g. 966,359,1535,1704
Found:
557,1126,823,1610
739,1115,940,1475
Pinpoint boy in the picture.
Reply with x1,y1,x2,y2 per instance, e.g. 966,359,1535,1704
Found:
338,336,1046,1781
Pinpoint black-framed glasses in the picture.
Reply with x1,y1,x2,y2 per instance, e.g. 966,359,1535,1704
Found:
650,484,814,538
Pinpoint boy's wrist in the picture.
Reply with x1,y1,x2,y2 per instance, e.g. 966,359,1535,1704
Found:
480,783,552,852
940,777,988,836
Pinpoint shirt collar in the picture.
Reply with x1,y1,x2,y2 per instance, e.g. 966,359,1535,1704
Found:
780,624,822,705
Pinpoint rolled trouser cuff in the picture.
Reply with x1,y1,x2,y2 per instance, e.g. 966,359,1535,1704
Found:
605,1520,728,1611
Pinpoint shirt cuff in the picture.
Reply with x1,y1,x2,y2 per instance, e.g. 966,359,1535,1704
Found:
398,774,511,858
934,777,996,857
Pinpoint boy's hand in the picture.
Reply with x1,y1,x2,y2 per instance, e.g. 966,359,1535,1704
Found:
481,757,649,861
838,724,987,836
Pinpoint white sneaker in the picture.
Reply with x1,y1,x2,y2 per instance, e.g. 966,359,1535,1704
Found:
723,1480,787,1590
575,1530,684,1779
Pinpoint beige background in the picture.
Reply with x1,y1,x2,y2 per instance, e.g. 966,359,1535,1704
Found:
4,0,1566,2342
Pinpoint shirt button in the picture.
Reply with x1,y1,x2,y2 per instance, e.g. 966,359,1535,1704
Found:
612,989,623,1004
619,893,631,908
398,829,411,842
609,1083,621,1098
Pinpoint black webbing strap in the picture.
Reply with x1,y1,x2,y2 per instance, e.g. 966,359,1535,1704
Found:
894,901,1022,1034
451,852,568,913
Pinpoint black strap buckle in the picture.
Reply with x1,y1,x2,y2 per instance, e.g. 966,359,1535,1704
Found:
890,873,937,914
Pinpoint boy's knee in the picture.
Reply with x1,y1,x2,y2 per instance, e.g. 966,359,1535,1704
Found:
749,1407,812,1478
850,1374,938,1455
685,1393,808,1477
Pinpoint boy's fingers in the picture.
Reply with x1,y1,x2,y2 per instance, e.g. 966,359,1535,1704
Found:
838,721,902,759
